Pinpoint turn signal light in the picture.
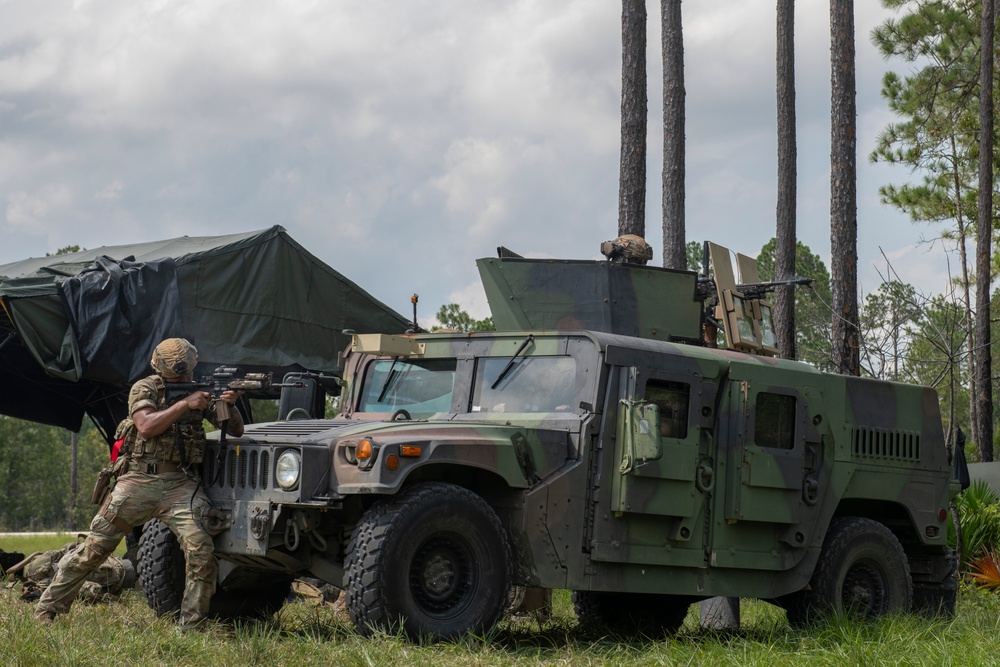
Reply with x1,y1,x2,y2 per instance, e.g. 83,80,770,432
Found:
400,445,422,457
386,454,400,471
357,439,374,460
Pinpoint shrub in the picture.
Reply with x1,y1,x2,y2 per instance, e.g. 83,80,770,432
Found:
969,550,1000,591
951,480,1000,572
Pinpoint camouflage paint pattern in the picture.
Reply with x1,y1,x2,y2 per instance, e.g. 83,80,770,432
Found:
198,254,956,626
478,257,704,343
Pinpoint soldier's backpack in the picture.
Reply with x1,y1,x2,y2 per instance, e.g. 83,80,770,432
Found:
91,418,137,506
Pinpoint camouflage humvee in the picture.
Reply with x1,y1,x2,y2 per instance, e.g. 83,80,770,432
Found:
135,242,960,639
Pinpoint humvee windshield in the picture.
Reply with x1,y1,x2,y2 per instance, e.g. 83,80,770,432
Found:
471,356,578,413
358,358,457,415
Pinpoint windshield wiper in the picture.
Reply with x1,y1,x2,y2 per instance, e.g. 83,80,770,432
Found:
377,357,400,403
491,335,534,390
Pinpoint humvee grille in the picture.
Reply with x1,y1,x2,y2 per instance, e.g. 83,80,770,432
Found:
205,448,271,490
852,427,921,461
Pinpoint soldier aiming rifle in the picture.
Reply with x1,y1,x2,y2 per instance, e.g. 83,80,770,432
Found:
164,366,304,443
36,338,243,631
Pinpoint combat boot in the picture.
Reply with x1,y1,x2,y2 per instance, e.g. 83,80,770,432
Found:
34,609,56,625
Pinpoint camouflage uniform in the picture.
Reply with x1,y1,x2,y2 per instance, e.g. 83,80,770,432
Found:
37,365,237,628
12,540,134,603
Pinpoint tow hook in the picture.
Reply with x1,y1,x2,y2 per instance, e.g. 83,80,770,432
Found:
284,510,329,552
250,506,270,540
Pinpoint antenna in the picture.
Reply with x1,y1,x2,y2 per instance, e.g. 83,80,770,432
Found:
408,294,421,333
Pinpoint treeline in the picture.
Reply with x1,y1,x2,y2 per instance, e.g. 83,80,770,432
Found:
0,418,108,531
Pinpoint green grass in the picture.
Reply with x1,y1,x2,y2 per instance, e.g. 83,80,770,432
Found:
2,580,1000,667
0,533,126,561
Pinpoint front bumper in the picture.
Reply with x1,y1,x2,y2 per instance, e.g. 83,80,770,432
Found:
201,442,337,555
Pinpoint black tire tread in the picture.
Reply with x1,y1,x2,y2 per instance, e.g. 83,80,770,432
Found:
136,518,289,621
910,546,958,618
790,516,912,626
345,481,511,640
137,519,184,616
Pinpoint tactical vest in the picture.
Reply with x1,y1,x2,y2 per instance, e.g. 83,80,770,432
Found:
130,376,208,465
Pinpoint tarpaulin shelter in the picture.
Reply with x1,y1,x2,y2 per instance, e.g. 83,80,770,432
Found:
0,226,408,441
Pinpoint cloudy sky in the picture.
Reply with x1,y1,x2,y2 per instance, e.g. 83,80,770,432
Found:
0,1,958,323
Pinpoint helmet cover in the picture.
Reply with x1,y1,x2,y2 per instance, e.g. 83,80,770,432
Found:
150,338,198,378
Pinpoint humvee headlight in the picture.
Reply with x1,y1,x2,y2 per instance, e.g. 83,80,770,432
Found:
276,450,301,490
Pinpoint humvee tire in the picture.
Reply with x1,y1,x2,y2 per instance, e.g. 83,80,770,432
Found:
786,517,912,626
572,590,692,635
137,519,290,621
345,482,511,640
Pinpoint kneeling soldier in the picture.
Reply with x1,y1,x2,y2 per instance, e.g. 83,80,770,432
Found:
36,338,243,630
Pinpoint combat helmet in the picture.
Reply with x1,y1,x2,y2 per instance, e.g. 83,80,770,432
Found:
150,338,198,378
600,234,653,265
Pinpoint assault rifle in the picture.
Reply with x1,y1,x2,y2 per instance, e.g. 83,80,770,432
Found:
164,366,305,444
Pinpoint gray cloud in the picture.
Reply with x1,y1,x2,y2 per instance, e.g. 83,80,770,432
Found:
0,1,957,323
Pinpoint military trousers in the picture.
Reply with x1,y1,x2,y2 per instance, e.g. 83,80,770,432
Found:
36,471,217,627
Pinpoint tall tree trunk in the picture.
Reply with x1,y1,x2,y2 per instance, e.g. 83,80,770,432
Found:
951,136,978,449
830,0,859,376
775,0,797,359
619,0,647,238
975,0,994,461
661,0,686,269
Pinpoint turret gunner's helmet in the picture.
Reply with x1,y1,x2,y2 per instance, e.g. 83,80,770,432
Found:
600,234,653,265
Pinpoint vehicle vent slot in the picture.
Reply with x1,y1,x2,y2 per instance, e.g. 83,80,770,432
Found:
204,456,215,487
261,451,270,490
239,453,248,488
852,427,920,461
244,421,334,437
250,451,259,489
228,450,238,488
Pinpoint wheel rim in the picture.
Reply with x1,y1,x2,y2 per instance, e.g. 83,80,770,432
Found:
841,558,888,616
409,533,476,619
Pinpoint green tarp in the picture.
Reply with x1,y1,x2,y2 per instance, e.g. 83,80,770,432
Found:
0,226,407,439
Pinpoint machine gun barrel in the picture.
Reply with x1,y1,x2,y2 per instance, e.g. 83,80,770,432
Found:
735,276,813,300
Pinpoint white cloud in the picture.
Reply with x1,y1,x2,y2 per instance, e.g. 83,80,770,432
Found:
6,184,73,233
93,179,123,201
447,279,491,323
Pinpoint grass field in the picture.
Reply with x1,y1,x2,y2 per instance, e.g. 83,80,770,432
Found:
0,533,127,559
2,534,998,667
